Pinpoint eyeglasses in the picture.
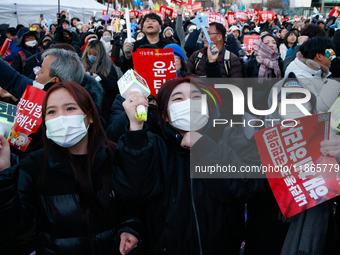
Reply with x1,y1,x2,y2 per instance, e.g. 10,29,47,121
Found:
174,55,180,59
201,32,221,37
24,34,35,39
325,49,336,60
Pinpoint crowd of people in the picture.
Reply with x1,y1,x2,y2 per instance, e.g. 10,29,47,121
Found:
0,5,340,255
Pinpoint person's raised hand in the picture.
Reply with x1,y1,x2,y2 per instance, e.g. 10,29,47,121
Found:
123,41,135,59
119,232,138,255
122,91,148,131
298,35,308,45
207,44,219,63
320,135,340,161
178,4,184,15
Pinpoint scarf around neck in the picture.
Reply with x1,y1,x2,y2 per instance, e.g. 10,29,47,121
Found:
254,39,281,83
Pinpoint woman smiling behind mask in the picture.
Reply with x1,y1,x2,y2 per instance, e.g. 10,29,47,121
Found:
0,82,140,255
115,77,263,254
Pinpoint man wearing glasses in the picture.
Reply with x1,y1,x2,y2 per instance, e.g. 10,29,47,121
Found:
187,22,243,122
12,27,44,78
187,22,243,79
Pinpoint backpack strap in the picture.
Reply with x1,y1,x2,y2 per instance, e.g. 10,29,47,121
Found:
224,50,231,76
18,51,26,74
194,52,204,72
37,46,44,52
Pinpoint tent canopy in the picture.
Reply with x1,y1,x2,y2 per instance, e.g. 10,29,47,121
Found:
0,0,114,27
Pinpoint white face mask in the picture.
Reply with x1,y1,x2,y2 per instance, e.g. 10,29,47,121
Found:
32,77,56,90
101,35,111,42
168,99,209,132
25,40,37,47
278,102,313,120
45,115,90,148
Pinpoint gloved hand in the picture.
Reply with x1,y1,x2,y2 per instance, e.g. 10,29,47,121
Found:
111,34,121,46
123,38,136,59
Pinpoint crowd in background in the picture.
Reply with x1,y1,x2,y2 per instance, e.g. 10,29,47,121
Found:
0,6,340,255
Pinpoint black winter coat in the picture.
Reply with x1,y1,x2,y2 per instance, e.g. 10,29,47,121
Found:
0,147,142,255
12,46,43,77
96,65,119,126
114,124,264,255
106,95,162,143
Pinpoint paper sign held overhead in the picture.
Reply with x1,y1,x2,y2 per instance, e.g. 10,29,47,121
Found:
227,12,237,25
132,48,177,96
202,12,228,28
243,35,260,52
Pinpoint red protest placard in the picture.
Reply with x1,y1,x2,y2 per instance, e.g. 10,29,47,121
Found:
171,0,182,4
133,48,177,96
8,85,46,152
160,5,167,13
243,35,260,52
329,6,340,18
259,11,276,22
254,113,340,218
182,0,189,5
142,9,151,16
236,11,248,22
102,10,108,16
0,38,11,56
153,11,165,22
130,10,140,17
160,5,173,17
254,8,260,19
112,10,122,16
172,11,178,18
192,2,202,11
227,12,237,25
204,12,228,28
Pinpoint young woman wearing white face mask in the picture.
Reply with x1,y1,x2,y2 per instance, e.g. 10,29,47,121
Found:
0,82,141,255
116,77,263,254
100,30,113,55
82,40,119,124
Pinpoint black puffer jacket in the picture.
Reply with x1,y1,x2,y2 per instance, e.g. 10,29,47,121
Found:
96,65,119,125
114,124,264,255
0,147,142,255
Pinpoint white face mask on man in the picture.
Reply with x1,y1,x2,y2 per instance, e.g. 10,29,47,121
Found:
32,77,57,90
168,99,209,132
25,40,37,47
45,114,90,148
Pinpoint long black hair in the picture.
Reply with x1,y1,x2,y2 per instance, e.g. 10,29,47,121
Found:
39,82,116,221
